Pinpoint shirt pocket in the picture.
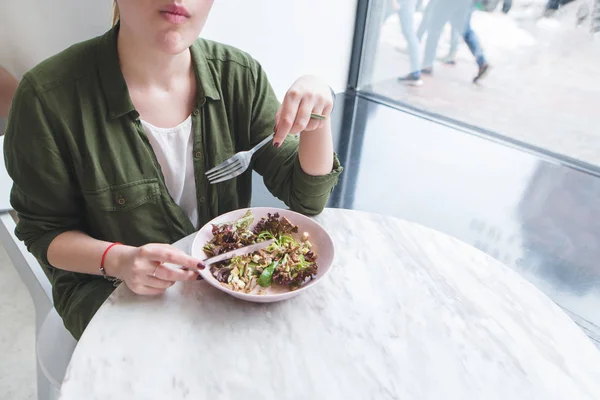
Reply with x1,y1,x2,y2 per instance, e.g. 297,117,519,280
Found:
82,179,172,245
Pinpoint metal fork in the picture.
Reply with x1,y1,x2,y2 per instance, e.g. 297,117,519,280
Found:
206,113,326,184
205,133,275,184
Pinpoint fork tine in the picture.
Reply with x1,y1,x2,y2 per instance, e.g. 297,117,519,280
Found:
206,159,240,178
206,164,243,183
208,166,245,184
206,160,241,180
205,157,237,175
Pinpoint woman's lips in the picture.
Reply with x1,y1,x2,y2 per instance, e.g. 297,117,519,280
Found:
160,4,190,24
160,11,189,24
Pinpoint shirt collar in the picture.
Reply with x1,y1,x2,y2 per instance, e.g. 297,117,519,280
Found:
189,40,221,105
97,24,221,120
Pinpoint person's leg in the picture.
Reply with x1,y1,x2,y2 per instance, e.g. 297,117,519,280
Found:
422,0,453,71
416,0,433,40
546,0,561,10
450,2,490,83
443,25,461,64
463,11,491,83
398,0,421,74
502,0,512,13
422,18,445,70
461,8,487,68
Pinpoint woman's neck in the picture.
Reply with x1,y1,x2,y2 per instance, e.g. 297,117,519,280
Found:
117,25,192,90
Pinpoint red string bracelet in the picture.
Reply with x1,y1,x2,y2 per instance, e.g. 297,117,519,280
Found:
100,242,122,282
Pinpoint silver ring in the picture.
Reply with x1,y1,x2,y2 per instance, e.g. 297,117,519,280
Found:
152,265,160,277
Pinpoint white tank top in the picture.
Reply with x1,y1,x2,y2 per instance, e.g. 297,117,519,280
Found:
141,115,199,229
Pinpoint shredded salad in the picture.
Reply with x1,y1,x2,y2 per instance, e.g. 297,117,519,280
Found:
203,211,318,293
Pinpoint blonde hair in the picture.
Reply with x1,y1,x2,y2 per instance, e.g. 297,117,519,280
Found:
112,1,119,26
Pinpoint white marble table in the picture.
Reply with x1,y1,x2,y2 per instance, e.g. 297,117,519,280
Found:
59,209,600,400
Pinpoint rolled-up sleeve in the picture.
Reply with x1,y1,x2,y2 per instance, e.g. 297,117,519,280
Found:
248,61,342,215
4,76,84,267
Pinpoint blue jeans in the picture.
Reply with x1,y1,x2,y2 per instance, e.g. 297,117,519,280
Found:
398,0,421,75
422,0,471,69
448,7,487,68
546,0,574,9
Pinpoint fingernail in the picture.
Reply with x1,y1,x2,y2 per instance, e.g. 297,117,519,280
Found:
196,274,204,281
274,141,281,148
197,262,206,270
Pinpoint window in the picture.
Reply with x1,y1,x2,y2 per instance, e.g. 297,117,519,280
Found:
352,0,600,167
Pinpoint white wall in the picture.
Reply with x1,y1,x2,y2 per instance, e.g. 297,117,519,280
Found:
202,0,357,95
0,1,112,78
0,0,357,96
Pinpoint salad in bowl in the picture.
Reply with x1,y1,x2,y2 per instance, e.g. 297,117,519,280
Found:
191,207,334,303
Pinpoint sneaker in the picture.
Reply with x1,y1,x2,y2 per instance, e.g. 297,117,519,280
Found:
397,73,423,86
440,55,457,65
421,67,433,75
473,63,491,84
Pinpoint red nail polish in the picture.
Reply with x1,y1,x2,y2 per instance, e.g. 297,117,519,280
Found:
274,142,281,148
197,262,205,270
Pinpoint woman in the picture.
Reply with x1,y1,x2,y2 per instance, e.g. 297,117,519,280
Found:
4,0,342,340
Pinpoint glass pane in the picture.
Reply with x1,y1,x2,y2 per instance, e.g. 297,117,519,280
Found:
358,0,600,165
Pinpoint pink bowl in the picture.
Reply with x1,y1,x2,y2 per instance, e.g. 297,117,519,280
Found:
191,207,335,303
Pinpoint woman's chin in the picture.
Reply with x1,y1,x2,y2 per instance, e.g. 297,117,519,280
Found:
156,31,198,54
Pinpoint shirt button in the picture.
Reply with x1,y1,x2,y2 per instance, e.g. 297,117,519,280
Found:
199,197,205,203
195,151,202,158
117,197,126,205
192,109,200,116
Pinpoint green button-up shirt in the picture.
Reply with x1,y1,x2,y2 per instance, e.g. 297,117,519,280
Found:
4,25,342,339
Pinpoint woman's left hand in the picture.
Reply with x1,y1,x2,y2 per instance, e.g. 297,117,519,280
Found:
273,75,333,147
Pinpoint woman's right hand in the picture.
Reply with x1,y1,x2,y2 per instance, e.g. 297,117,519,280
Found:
105,243,205,295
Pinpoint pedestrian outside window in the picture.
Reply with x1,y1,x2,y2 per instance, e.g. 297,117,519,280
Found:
357,0,599,167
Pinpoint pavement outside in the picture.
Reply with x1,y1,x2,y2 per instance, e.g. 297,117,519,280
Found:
365,0,600,167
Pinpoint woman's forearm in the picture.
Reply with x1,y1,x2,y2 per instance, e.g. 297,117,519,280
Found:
298,120,334,176
47,231,134,277
47,230,201,294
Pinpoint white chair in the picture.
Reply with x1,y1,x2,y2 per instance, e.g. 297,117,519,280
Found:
0,212,76,400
